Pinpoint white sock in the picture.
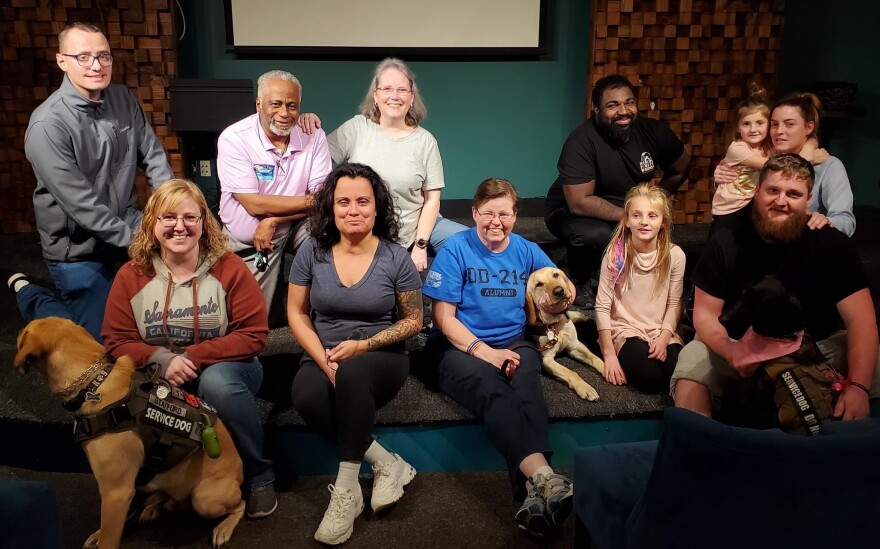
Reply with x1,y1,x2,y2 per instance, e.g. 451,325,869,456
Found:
8,274,29,293
363,440,395,465
335,461,361,493
533,465,553,481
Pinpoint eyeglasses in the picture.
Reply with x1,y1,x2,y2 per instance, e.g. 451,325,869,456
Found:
376,86,412,97
476,210,515,222
60,53,114,68
159,214,202,227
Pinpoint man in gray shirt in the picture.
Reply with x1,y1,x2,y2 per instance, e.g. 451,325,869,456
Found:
8,22,173,341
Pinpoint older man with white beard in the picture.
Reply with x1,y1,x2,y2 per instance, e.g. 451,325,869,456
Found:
217,70,331,322
672,154,878,422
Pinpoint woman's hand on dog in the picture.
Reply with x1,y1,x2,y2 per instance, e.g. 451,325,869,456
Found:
602,355,627,385
165,356,199,387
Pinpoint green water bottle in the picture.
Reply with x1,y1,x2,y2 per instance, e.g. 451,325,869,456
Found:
202,425,222,459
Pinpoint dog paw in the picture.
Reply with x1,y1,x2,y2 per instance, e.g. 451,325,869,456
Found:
576,384,600,401
83,530,100,549
139,505,162,523
213,524,235,548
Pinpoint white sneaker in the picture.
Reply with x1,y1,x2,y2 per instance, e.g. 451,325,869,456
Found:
370,453,416,512
314,484,364,545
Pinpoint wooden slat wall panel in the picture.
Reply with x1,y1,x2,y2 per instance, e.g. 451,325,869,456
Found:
0,0,181,233
589,0,786,223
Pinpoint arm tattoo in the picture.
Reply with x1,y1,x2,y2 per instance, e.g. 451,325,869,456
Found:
366,289,423,351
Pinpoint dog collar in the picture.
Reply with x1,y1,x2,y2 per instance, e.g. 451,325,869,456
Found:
60,358,114,412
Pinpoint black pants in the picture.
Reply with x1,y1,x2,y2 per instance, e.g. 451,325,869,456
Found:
709,206,751,239
617,337,683,394
546,210,616,283
291,351,409,461
426,337,551,498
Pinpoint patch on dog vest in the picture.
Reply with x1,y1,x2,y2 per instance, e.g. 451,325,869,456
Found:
143,383,213,442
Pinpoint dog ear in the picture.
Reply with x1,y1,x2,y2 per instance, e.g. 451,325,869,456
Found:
13,328,39,371
525,288,538,326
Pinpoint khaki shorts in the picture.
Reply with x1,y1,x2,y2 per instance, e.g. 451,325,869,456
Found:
670,330,880,409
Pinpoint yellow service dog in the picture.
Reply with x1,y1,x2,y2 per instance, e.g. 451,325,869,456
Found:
525,267,605,401
14,317,245,548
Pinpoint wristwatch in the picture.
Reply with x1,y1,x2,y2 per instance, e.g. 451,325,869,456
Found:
415,238,428,249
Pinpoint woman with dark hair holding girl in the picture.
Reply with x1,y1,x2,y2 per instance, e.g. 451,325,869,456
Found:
422,178,574,539
287,163,422,545
715,91,853,235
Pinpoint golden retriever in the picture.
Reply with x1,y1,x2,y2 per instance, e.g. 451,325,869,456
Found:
525,267,605,401
13,317,245,548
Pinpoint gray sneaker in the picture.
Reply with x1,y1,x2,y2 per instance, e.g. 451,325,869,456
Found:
246,482,278,519
537,473,573,528
514,476,552,538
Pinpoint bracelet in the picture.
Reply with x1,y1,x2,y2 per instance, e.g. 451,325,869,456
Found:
849,380,871,396
466,338,483,356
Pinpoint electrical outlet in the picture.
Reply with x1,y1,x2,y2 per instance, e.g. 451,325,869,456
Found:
199,160,211,177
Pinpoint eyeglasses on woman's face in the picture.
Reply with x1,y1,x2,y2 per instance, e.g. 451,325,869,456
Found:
158,214,202,227
476,210,515,223
376,86,412,97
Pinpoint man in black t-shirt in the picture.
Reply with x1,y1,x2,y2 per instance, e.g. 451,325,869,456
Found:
672,154,878,421
545,75,689,307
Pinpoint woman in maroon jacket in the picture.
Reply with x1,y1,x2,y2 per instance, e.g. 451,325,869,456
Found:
101,179,276,519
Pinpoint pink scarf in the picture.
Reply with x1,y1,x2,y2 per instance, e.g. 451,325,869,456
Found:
729,327,804,367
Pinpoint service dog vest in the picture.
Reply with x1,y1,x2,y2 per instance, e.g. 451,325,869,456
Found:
72,369,220,484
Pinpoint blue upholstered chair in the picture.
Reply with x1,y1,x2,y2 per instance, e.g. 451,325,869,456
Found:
573,408,880,549
0,479,62,549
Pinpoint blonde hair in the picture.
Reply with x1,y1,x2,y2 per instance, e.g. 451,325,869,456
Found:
602,184,674,295
129,179,228,276
359,58,427,127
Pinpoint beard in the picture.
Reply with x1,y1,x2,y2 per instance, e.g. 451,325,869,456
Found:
752,205,808,243
597,112,636,145
269,119,292,137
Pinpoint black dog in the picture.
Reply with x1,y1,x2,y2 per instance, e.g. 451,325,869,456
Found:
720,275,840,435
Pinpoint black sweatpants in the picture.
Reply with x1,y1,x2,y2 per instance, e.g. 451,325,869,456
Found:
617,337,683,394
291,351,409,461
546,210,616,284
426,337,552,499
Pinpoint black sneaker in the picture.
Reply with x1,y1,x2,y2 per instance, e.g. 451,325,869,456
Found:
572,283,595,310
515,476,552,538
246,482,278,518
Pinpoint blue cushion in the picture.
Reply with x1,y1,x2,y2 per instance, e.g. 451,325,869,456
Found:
625,408,880,549
0,480,62,549
574,440,658,549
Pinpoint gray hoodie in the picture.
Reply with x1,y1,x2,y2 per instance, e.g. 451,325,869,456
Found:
25,76,173,261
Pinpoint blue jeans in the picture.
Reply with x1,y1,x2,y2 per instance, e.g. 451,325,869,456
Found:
15,260,113,342
195,358,274,489
429,216,467,251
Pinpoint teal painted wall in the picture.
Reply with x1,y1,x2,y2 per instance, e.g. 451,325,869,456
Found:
779,0,880,207
177,0,589,199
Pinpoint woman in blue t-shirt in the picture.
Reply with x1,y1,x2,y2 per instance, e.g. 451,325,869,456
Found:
288,163,423,545
422,178,574,538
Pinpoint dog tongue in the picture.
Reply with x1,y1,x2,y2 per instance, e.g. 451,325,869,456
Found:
540,294,567,314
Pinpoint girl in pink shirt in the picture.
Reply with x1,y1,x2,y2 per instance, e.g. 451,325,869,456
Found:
595,184,685,393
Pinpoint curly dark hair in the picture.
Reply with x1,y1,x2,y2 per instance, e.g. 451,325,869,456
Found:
309,163,400,259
